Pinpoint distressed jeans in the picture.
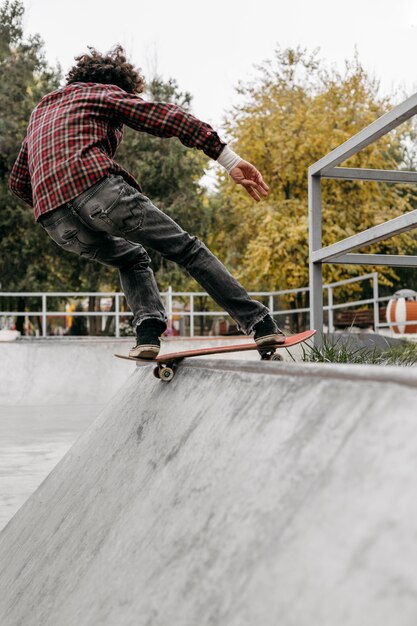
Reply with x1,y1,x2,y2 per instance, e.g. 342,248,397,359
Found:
39,174,268,333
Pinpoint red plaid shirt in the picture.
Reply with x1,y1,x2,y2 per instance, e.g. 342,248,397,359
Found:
9,82,226,220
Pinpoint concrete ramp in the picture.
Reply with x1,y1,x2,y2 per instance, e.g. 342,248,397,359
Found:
0,339,136,529
1,360,417,625
0,338,134,406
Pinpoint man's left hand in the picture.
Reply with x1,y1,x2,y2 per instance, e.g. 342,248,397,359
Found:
230,160,270,202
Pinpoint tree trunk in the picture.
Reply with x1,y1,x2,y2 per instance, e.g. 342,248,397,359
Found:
15,297,25,335
35,316,43,336
88,295,100,335
198,296,209,336
104,297,116,336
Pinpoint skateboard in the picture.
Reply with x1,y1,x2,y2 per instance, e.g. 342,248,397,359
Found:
115,329,316,382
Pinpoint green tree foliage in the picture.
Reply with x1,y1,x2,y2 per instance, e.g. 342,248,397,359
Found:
0,0,211,301
0,0,62,295
211,47,417,299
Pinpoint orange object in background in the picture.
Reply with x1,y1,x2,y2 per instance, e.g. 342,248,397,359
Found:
65,303,74,331
386,289,417,334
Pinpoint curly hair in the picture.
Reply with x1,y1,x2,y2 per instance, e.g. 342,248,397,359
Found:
66,45,145,94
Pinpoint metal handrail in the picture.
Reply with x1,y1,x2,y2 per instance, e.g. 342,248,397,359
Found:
309,92,417,342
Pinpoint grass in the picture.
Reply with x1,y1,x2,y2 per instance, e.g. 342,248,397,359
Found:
295,335,417,367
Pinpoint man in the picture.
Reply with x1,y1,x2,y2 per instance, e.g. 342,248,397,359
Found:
9,45,284,358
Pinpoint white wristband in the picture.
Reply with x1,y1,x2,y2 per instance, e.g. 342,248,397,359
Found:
217,145,242,172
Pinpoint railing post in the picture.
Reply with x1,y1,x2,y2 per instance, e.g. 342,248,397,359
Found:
41,294,47,337
269,294,274,317
190,293,194,337
328,286,334,333
373,272,380,332
167,286,173,332
309,173,323,344
115,293,120,338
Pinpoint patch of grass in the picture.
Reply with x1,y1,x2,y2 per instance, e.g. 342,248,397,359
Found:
296,335,417,367
376,342,417,366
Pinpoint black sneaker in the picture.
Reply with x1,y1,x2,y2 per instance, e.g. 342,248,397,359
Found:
253,315,286,347
129,319,167,359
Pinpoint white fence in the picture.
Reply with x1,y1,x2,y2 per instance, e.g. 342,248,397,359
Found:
0,273,397,337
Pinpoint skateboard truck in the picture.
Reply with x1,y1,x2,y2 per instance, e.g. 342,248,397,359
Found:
258,347,283,362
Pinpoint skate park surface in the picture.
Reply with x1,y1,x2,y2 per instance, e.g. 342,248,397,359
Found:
0,335,300,529
1,339,417,625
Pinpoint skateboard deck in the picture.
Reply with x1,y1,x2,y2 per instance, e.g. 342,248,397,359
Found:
115,329,316,382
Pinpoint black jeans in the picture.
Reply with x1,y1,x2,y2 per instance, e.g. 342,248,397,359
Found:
39,174,268,333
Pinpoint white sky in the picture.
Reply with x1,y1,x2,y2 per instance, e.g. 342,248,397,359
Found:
22,0,417,133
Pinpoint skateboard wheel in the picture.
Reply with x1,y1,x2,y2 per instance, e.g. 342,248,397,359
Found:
153,366,160,379
271,353,283,361
160,366,174,382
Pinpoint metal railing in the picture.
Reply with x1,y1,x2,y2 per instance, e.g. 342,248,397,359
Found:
0,274,395,337
309,91,417,343
0,288,285,338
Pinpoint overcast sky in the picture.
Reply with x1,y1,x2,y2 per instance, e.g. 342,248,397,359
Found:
23,0,417,132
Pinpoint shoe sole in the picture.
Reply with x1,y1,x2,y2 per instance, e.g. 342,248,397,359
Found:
255,333,286,347
129,344,160,359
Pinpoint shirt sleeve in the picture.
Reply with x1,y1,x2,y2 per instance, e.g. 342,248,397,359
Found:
9,139,33,207
105,88,226,160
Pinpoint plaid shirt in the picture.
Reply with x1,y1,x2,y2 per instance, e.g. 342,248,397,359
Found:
9,82,226,220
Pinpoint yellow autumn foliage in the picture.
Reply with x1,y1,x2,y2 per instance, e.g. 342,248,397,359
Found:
211,48,417,297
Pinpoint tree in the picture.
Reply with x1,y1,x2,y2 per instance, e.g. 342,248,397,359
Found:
211,47,417,306
0,0,61,286
0,1,212,333
0,0,62,330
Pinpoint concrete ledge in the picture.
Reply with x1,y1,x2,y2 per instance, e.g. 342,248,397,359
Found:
172,358,417,388
1,358,417,625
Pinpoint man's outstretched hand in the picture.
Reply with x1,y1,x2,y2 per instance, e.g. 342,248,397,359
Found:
229,160,269,202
